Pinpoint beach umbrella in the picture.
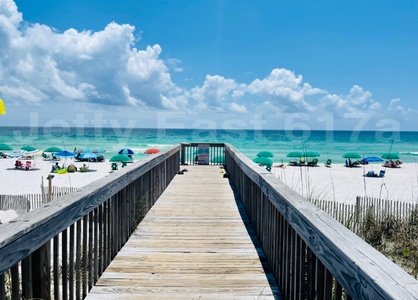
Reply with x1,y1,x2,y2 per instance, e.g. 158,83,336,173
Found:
342,152,361,159
257,151,274,158
44,147,62,153
0,143,13,151
0,99,5,114
304,151,320,157
54,150,75,158
361,156,384,163
144,148,160,155
381,152,400,160
91,147,106,153
75,147,90,154
109,154,132,162
79,152,98,160
21,150,43,157
21,145,36,152
253,157,273,167
118,148,135,155
286,151,303,158
211,155,225,164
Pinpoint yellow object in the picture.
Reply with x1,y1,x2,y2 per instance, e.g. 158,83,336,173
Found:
0,99,5,114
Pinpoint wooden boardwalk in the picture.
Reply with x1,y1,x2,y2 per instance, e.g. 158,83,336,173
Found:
86,165,280,299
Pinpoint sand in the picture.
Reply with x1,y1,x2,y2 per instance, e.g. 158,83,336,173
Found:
273,162,418,204
1,156,418,223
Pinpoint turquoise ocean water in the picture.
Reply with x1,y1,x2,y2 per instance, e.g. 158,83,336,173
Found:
0,127,417,164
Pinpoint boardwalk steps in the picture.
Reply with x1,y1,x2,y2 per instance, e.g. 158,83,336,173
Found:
86,166,281,299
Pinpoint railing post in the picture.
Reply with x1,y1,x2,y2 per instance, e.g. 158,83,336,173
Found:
31,242,51,299
180,143,188,165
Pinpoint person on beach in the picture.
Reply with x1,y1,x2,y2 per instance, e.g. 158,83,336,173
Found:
51,162,60,173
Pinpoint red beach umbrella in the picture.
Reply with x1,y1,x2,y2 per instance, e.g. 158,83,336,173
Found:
144,148,160,155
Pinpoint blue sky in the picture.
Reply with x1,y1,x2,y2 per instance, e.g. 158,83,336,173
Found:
1,0,417,130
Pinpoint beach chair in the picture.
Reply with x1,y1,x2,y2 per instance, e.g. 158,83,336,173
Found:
111,162,118,170
15,160,23,169
325,159,332,167
365,170,377,177
25,161,32,170
79,165,88,172
378,170,385,177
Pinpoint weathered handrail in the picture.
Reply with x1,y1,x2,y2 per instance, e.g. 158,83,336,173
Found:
224,143,418,299
0,145,180,299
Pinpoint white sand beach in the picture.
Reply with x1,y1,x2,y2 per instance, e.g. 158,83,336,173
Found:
0,157,116,195
1,157,418,223
273,162,418,204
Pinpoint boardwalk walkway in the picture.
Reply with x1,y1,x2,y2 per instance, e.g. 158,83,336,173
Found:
86,165,280,299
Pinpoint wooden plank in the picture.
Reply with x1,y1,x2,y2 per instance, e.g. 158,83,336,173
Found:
86,166,280,299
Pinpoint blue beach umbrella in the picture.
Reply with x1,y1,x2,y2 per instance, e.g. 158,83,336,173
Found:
79,152,98,160
55,150,75,158
361,156,383,163
118,148,135,155
75,147,90,154
91,148,106,153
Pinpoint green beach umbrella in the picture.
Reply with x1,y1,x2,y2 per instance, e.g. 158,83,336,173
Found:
253,157,273,167
381,152,400,160
109,154,132,163
21,145,37,152
286,151,303,158
44,147,63,153
342,152,361,159
257,151,274,158
211,155,225,164
0,143,13,151
304,151,320,157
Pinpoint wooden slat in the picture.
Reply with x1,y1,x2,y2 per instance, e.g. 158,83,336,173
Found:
86,166,281,299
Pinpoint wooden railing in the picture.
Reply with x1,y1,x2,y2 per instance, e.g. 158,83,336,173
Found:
224,143,418,299
180,142,225,165
0,145,180,299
